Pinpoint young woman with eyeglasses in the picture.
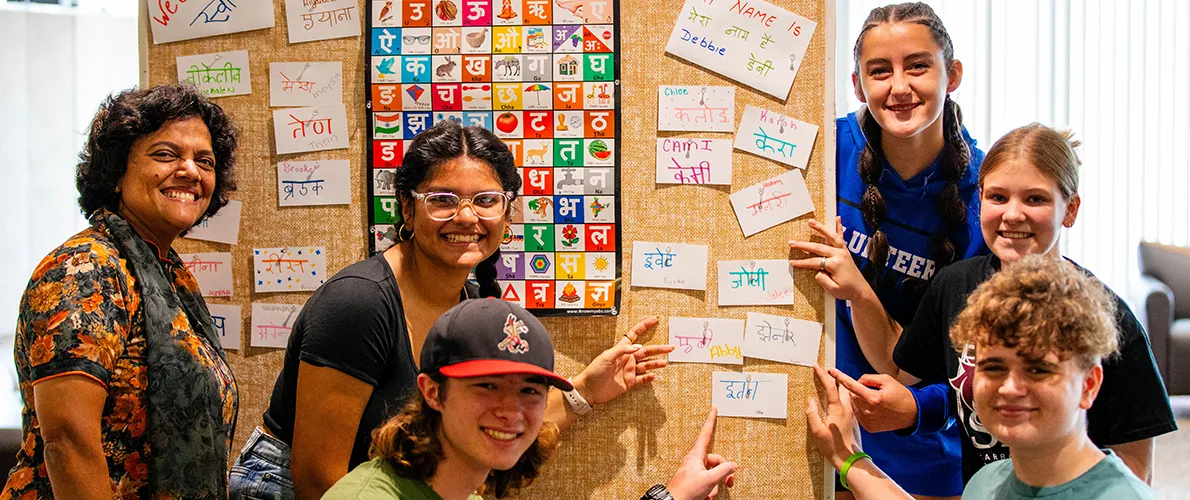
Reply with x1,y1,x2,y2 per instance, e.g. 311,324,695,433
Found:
228,121,674,500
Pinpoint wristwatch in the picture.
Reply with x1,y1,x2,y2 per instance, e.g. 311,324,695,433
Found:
640,484,675,500
562,379,592,415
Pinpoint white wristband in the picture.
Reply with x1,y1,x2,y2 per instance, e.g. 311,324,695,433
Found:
562,379,592,416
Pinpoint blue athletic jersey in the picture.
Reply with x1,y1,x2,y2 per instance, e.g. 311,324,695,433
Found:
835,111,988,496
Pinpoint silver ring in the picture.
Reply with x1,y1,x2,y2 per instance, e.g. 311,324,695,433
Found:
819,256,827,272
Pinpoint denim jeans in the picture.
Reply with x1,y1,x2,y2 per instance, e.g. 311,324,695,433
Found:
229,427,295,500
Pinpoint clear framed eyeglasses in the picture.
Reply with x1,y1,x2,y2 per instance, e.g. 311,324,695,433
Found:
409,191,513,221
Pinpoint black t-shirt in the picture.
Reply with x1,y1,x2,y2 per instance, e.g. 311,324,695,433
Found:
893,254,1177,483
262,253,478,468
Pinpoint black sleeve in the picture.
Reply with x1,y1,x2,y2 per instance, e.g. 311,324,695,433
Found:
1088,296,1178,446
894,273,952,382
298,278,397,387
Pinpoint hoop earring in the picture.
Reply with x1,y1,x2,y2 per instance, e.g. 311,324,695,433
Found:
398,225,415,242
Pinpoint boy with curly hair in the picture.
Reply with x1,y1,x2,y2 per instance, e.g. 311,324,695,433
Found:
809,255,1156,499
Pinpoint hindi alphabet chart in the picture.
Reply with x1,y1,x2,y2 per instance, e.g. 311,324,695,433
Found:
365,0,623,316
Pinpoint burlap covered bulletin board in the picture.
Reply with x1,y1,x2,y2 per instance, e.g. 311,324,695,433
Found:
142,0,836,497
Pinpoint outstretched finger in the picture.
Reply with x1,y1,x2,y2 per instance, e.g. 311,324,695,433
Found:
622,316,661,344
828,368,881,406
789,240,842,257
812,365,841,406
687,406,719,459
808,219,846,248
635,358,669,373
634,343,676,360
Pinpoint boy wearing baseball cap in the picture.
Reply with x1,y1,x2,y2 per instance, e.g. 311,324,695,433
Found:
323,299,737,500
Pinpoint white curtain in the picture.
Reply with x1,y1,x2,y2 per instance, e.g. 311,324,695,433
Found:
836,0,1190,301
0,2,137,426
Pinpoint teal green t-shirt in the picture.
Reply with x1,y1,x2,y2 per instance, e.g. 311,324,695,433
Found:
322,458,484,500
962,450,1155,500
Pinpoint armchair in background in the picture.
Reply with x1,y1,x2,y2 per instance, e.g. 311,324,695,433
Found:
1136,242,1190,395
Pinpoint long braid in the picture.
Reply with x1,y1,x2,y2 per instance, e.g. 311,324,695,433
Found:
858,111,892,289
930,96,970,268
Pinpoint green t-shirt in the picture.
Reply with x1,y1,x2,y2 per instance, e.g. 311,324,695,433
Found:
962,450,1155,500
322,458,484,500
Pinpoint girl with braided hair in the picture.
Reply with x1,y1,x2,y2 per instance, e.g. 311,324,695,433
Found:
789,3,985,499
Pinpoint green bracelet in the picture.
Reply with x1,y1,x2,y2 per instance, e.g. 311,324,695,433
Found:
839,451,872,490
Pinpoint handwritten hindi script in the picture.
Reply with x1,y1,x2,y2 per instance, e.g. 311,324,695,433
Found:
717,259,794,306
253,247,327,293
733,105,818,169
273,105,349,154
668,317,744,365
277,160,351,206
250,303,302,349
742,312,822,366
655,138,732,186
148,0,275,44
176,50,252,98
630,241,708,291
712,371,787,419
206,304,241,350
183,199,241,245
285,0,362,43
657,85,735,132
729,168,813,237
664,0,817,100
178,252,233,297
270,62,343,107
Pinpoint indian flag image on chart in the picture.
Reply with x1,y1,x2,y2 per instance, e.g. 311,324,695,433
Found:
373,112,402,139
364,0,623,317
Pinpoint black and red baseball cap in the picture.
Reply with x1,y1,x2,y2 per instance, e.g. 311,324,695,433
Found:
420,298,573,391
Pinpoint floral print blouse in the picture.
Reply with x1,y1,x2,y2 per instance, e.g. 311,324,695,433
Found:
2,225,238,500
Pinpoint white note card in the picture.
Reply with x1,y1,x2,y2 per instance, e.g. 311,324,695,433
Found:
742,312,822,366
273,105,350,154
179,252,233,297
717,259,794,306
655,138,732,186
206,303,241,351
734,105,819,169
176,50,252,98
285,0,361,43
147,0,275,44
253,247,327,293
712,371,788,419
657,85,735,132
277,160,351,206
184,199,242,245
250,302,302,349
269,62,343,107
631,241,708,291
729,169,813,237
664,0,817,100
668,317,744,365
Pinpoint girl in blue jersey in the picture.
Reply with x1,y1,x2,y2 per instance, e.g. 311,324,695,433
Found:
789,3,986,499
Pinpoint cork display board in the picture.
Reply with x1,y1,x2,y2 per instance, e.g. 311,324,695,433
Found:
142,0,836,497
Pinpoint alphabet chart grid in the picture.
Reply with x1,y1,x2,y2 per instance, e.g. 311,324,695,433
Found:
365,0,623,316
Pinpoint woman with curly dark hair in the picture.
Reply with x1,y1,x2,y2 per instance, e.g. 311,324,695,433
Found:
2,84,239,499
232,120,673,500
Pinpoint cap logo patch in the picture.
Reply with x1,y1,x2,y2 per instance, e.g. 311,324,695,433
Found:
498,313,530,354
